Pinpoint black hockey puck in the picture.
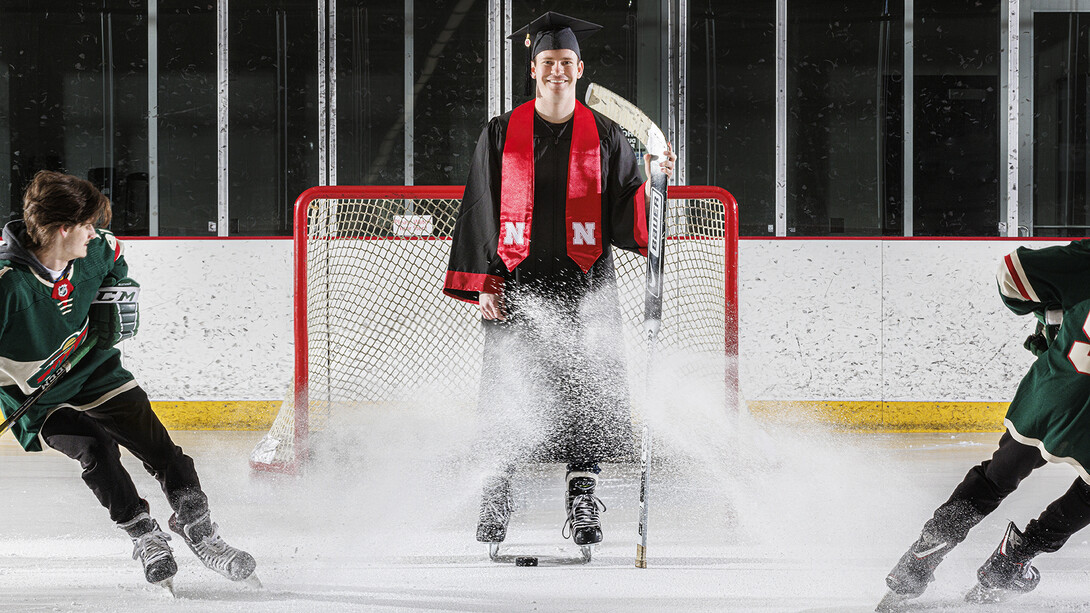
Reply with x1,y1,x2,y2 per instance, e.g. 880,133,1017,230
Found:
515,556,539,567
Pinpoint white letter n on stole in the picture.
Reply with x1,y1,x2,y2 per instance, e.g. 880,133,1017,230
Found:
504,221,526,245
572,222,596,245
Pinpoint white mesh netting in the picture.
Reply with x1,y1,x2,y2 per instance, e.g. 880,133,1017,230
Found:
250,188,732,472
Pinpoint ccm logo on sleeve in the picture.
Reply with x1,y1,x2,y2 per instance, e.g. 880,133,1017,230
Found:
93,287,140,304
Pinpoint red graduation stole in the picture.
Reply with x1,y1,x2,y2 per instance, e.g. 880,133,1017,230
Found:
498,99,602,273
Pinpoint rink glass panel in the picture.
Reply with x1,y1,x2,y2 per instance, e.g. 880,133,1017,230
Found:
687,1,778,237
787,0,906,237
911,0,1000,237
0,0,150,227
228,1,320,236
1034,11,1090,239
250,186,735,473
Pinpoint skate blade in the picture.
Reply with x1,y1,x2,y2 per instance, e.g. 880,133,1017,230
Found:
875,590,913,612
239,573,263,589
579,545,594,563
155,577,176,597
964,583,1015,604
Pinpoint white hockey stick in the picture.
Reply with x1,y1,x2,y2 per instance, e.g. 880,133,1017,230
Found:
585,83,669,569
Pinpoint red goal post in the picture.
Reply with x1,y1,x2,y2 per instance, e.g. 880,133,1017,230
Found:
250,185,739,474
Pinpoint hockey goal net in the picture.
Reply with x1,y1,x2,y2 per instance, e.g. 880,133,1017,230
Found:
250,185,738,474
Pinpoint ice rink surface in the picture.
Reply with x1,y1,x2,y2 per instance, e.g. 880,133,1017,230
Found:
2,415,1090,612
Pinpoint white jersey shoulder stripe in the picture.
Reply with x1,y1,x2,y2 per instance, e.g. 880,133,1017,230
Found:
100,230,124,261
0,355,49,395
997,250,1040,304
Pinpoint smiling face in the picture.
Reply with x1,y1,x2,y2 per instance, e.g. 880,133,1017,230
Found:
531,48,583,102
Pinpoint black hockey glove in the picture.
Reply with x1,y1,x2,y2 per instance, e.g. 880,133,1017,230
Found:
1023,320,1059,357
89,278,140,348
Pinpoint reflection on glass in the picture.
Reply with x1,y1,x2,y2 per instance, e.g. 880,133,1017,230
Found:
0,0,148,228
336,3,405,185
157,2,216,236
913,0,999,237
688,1,776,236
788,0,904,236
229,1,319,236
1034,12,1090,238
413,0,488,185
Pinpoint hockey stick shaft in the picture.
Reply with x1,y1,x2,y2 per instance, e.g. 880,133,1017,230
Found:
0,337,98,436
636,220,664,570
638,134,668,571
635,422,652,568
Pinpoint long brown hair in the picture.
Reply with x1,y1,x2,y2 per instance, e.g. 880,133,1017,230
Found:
21,170,113,251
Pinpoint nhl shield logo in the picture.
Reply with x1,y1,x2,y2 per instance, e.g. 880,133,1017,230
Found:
52,279,73,301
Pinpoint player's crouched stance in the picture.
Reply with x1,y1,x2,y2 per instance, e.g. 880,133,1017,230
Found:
878,240,1090,611
0,171,256,593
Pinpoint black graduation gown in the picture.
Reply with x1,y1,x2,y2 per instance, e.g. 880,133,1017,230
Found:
444,108,648,466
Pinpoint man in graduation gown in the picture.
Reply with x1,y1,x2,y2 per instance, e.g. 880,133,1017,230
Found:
880,241,1090,606
443,11,675,553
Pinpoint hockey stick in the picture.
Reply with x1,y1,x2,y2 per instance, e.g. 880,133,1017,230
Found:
585,83,669,569
0,336,98,436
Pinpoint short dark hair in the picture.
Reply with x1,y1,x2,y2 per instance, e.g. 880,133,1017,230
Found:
21,170,113,250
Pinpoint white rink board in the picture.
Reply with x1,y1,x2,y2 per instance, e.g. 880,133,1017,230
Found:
114,237,1064,403
118,239,294,401
738,239,1065,402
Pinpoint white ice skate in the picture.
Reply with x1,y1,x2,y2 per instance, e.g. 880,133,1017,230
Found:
169,512,260,587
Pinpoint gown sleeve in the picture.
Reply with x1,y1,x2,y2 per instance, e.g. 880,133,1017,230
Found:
444,118,509,304
600,119,649,256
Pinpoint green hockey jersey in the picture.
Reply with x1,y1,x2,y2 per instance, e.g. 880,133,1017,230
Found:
998,239,1090,483
0,221,137,451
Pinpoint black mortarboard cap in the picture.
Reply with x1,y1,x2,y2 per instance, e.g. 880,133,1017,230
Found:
508,12,602,96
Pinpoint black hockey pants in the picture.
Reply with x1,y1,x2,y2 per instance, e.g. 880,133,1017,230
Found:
928,430,1090,552
39,386,208,526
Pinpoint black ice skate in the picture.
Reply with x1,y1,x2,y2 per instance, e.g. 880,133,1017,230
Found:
562,471,606,561
169,512,259,586
119,512,177,594
964,521,1041,604
476,473,514,560
876,529,956,611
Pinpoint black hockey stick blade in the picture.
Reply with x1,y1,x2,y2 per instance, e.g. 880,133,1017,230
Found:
0,336,98,436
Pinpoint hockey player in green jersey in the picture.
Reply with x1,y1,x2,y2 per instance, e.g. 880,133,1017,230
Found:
0,171,256,592
879,240,1090,609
